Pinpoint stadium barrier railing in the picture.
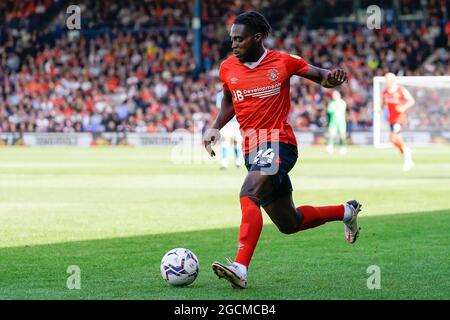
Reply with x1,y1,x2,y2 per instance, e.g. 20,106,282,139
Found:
0,131,449,147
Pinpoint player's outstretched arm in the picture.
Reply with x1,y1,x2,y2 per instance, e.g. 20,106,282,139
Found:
302,65,347,88
203,90,235,157
396,87,415,113
211,90,235,130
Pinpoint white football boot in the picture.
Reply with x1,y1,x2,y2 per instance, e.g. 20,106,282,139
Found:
343,200,363,244
212,259,247,289
403,147,414,171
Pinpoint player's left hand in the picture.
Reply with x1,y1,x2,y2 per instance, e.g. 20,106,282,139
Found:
203,128,221,157
325,69,347,87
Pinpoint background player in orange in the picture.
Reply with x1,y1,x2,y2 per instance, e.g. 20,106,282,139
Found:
203,11,362,289
381,73,415,171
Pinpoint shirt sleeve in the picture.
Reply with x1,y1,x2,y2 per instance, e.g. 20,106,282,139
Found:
219,62,230,92
284,53,308,77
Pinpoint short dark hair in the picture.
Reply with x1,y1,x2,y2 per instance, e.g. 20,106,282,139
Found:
234,11,272,39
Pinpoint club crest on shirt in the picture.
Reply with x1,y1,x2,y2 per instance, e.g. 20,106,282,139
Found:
268,69,279,81
230,77,239,84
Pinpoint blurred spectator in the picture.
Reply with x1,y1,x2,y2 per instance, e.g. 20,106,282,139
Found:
0,0,449,135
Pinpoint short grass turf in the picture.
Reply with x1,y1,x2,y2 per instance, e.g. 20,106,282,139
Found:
0,145,449,299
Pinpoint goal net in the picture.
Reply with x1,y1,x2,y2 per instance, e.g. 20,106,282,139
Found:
372,76,450,148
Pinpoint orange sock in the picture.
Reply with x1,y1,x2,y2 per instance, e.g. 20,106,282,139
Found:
234,196,263,268
297,205,344,231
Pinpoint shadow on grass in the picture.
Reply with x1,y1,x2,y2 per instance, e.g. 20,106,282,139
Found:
0,209,449,300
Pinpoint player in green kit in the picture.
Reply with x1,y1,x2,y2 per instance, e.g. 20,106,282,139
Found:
326,90,348,155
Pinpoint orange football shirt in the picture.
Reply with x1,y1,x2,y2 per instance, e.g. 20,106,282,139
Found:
219,50,308,154
382,86,408,124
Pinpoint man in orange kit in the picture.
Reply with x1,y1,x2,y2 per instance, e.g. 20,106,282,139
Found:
203,11,362,289
381,72,415,171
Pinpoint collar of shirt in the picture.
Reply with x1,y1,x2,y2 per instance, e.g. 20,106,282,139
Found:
243,48,268,69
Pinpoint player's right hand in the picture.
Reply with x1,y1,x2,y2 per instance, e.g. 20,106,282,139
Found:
203,128,221,157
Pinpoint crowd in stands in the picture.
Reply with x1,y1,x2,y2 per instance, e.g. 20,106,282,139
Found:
0,0,449,135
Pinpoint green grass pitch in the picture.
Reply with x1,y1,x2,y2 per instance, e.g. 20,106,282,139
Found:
0,145,449,299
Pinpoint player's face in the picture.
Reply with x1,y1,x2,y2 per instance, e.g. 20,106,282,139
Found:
230,24,259,63
385,73,396,88
332,91,341,100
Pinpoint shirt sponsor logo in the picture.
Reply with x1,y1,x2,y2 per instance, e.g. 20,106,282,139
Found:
230,77,239,84
243,82,281,99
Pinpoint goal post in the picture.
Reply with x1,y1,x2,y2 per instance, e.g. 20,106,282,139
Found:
373,76,450,148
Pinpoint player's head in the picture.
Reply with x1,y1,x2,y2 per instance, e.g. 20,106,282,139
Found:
230,11,271,62
332,90,341,100
385,72,397,88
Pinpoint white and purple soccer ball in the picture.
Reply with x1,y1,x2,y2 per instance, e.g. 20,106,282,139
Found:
160,248,199,286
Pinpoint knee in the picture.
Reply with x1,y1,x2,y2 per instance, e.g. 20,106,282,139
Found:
391,134,399,142
277,224,298,235
239,180,260,199
269,208,302,235
240,186,256,199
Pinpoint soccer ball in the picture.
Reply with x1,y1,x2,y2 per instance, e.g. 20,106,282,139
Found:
160,248,199,286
